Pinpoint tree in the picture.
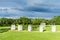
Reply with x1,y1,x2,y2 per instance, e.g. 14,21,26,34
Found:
32,18,46,25
18,16,31,25
51,16,60,25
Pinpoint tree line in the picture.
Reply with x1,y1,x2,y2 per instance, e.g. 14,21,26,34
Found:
0,16,60,26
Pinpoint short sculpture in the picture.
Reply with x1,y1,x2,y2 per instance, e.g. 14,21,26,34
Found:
18,25,22,31
28,25,32,32
11,24,16,30
39,23,46,32
52,25,56,32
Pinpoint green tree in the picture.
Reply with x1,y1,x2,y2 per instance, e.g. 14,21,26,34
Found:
18,16,31,25
32,18,46,25
51,16,60,25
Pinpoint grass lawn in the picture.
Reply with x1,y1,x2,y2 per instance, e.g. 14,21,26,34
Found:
0,25,60,40
0,31,60,40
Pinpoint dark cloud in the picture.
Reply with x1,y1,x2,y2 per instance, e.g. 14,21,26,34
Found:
0,0,60,18
21,5,60,13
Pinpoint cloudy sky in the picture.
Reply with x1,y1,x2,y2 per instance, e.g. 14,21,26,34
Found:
0,0,60,18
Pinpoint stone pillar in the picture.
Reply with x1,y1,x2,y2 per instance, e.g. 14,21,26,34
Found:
52,25,56,32
28,25,32,32
39,23,46,32
39,25,44,32
18,25,22,31
11,24,16,30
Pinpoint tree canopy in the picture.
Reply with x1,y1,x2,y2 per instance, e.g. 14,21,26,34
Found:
0,16,60,26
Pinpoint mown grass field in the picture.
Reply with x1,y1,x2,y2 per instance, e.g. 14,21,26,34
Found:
0,25,60,40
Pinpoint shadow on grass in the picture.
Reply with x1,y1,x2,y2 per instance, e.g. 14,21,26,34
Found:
0,28,10,33
43,30,46,32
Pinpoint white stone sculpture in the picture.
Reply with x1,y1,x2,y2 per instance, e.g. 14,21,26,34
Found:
28,25,32,32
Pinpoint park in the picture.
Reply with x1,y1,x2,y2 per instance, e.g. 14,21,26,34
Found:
0,16,60,40
0,0,60,40
0,25,60,40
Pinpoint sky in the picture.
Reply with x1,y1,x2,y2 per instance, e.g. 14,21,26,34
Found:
0,0,60,19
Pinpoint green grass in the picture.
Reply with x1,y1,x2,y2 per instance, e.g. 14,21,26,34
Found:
0,31,60,40
0,25,60,40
